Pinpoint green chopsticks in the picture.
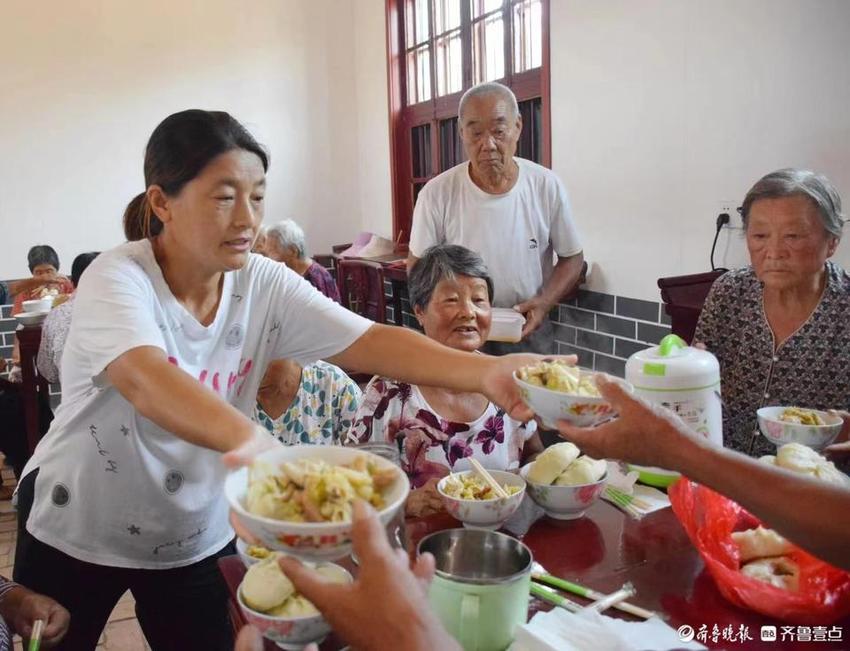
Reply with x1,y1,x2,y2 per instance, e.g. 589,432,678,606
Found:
531,571,657,620
27,619,44,651
530,583,581,612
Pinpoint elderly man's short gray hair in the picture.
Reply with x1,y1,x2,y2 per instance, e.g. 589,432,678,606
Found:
458,82,519,122
741,168,845,239
267,219,307,258
408,244,494,311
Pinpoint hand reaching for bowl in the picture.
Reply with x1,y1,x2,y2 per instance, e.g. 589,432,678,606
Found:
277,501,460,651
555,374,705,468
480,353,577,423
221,425,283,469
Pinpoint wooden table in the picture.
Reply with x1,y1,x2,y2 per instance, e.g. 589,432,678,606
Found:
219,499,849,650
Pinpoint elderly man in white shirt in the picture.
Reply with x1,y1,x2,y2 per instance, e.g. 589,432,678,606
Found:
407,82,584,355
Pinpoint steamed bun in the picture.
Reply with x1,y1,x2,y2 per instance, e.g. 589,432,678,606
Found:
761,443,849,487
775,443,822,474
740,556,799,591
528,442,580,485
241,557,295,612
732,526,793,563
555,456,607,486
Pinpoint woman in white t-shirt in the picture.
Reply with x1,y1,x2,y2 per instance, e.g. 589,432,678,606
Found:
12,110,556,650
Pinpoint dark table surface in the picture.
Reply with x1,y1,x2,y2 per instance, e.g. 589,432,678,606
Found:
219,498,849,650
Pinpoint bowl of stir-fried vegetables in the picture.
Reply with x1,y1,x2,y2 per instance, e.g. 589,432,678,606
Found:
513,361,633,428
757,406,843,450
436,470,526,529
225,447,409,561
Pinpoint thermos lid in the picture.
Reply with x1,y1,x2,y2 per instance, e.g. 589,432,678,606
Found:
625,334,720,390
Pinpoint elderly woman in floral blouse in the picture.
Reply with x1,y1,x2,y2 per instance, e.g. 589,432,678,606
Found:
695,168,850,457
254,359,361,445
348,244,543,516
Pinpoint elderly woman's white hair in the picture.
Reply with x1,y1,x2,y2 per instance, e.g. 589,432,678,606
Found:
267,219,307,258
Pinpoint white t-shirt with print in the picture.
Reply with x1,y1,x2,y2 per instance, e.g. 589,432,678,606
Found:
409,158,583,307
21,240,371,569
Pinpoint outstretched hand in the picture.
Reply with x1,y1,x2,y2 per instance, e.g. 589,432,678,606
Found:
555,375,698,468
480,353,577,422
277,501,459,651
222,425,281,469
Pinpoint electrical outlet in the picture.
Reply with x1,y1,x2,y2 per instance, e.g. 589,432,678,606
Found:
718,200,740,228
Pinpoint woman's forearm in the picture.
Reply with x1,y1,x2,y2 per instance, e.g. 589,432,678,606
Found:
107,346,255,452
669,436,850,570
330,324,494,392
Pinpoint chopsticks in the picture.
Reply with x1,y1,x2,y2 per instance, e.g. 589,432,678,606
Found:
469,459,509,499
530,583,581,612
28,619,44,651
582,583,636,615
531,566,656,620
604,486,652,519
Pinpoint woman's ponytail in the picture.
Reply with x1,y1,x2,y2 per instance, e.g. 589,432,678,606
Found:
122,192,163,241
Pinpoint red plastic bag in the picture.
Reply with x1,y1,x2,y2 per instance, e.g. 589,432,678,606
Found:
669,478,850,624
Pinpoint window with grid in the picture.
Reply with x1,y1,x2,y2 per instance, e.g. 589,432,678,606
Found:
387,0,549,244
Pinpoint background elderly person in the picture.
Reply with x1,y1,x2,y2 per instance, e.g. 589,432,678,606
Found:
349,244,543,516
11,245,75,315
695,168,849,457
37,252,100,384
254,359,361,445
265,219,340,302
407,82,584,355
251,226,267,256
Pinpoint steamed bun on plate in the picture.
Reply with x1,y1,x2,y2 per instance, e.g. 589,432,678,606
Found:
731,526,793,563
527,442,580,485
740,556,799,592
554,456,607,486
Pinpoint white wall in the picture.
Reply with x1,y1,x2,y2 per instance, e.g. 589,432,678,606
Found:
551,0,850,300
4,0,847,303
0,0,393,280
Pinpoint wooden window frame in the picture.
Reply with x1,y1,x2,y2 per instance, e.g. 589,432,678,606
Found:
385,0,550,245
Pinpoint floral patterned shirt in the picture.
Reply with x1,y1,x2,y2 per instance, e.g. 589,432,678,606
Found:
254,361,361,445
347,377,537,488
694,262,850,457
37,296,75,384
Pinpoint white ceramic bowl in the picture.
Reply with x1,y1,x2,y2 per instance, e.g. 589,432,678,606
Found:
225,446,409,562
520,464,607,520
436,470,526,529
237,563,351,650
21,298,52,313
514,368,632,429
757,406,843,450
13,311,49,327
236,538,281,568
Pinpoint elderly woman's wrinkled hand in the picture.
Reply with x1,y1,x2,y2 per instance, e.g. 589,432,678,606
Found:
277,501,460,651
555,375,701,468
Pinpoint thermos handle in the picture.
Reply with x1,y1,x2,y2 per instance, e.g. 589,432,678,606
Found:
657,333,687,357
459,593,479,650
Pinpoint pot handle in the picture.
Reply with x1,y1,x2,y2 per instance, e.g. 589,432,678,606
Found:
459,593,480,650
